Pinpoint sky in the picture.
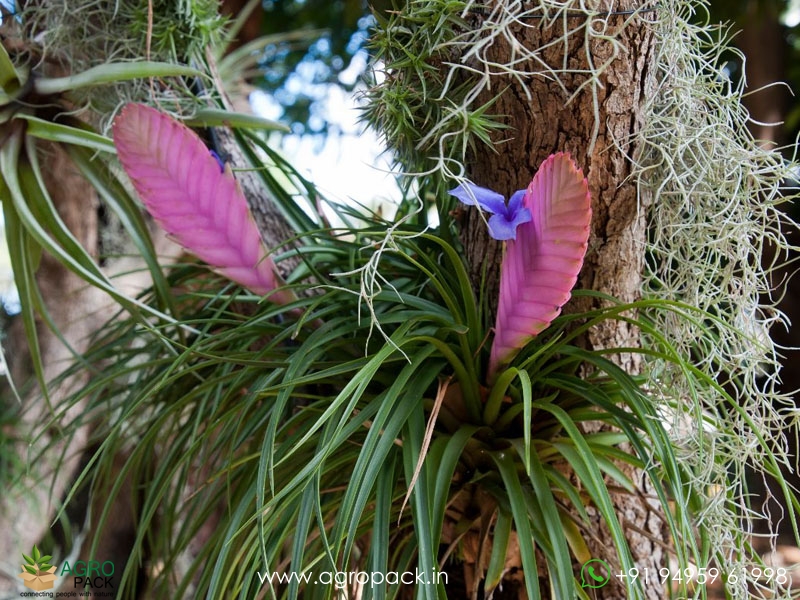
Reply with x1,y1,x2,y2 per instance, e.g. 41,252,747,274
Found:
786,0,800,26
250,55,402,216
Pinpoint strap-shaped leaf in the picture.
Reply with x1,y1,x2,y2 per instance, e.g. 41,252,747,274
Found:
113,103,292,303
489,153,591,377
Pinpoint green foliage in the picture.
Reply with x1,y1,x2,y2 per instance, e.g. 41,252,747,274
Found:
0,37,202,406
21,0,223,75
42,192,781,597
0,0,222,115
362,0,506,188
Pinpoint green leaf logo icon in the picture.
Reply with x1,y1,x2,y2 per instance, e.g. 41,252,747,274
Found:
20,545,55,575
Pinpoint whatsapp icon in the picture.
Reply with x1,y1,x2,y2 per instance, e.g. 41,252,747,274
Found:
580,559,611,588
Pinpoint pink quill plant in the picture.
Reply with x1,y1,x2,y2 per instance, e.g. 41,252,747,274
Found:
451,153,591,379
112,103,293,305
490,153,591,377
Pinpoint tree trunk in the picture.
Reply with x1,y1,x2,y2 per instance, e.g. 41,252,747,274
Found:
458,2,663,597
0,142,98,593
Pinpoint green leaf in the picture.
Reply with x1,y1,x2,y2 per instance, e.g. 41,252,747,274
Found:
526,440,574,597
559,508,591,565
22,553,34,565
183,108,289,133
33,62,201,95
484,509,512,591
16,114,116,153
430,425,480,541
0,42,20,92
336,349,440,568
33,545,40,562
402,396,439,600
287,478,317,599
24,565,37,575
1,179,51,410
368,455,396,600
539,402,638,596
484,367,516,426
217,29,323,78
492,451,540,600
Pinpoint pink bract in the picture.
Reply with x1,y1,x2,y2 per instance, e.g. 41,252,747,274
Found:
489,152,592,378
112,103,292,304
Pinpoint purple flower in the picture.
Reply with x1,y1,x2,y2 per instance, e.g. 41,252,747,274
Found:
449,183,532,241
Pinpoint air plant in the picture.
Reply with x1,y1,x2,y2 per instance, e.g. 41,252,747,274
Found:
46,100,786,598
7,0,797,596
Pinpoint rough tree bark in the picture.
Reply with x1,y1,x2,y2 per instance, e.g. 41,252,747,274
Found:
458,1,664,597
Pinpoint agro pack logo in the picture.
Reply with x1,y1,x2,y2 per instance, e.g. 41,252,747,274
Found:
17,545,116,598
60,559,115,595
